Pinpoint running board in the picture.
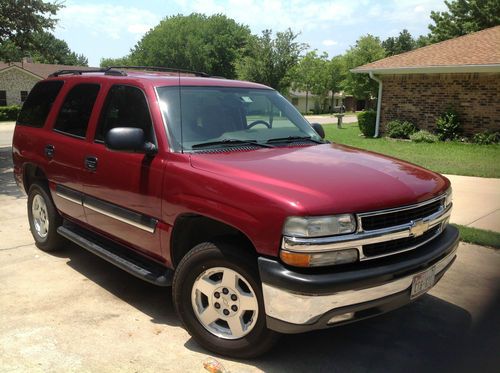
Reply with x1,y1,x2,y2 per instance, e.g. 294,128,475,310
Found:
57,225,172,287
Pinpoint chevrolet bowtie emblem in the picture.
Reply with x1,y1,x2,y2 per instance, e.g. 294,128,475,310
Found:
409,220,429,237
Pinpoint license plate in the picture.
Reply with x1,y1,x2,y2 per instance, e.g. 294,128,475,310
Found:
411,266,436,299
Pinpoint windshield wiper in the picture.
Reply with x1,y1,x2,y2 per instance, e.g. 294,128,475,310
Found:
191,139,274,149
266,136,324,144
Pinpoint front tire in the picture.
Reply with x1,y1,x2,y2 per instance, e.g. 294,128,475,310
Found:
27,183,65,251
172,241,279,358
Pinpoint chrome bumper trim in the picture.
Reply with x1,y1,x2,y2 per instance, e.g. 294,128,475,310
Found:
282,204,452,261
262,245,457,325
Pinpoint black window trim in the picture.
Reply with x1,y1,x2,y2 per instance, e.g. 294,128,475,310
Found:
94,83,157,148
52,82,101,140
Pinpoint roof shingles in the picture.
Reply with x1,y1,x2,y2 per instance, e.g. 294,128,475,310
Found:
353,26,500,72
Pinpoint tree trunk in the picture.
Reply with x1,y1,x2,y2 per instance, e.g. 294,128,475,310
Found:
305,91,309,114
330,90,334,114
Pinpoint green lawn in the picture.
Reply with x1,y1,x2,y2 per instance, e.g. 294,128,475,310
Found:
324,123,500,178
452,224,500,249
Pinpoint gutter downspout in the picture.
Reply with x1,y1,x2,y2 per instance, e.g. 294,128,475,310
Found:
369,71,382,138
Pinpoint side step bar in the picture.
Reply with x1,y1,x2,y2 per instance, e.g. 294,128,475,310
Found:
57,225,172,287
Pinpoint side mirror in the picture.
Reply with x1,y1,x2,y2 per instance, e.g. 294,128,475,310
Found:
105,127,156,155
311,123,325,139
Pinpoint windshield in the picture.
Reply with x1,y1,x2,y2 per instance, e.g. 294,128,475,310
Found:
156,86,323,152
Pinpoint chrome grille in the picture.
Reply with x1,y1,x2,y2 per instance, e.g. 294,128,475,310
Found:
360,199,443,231
363,225,441,257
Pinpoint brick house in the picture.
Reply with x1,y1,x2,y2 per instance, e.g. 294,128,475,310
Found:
352,26,500,136
0,59,93,106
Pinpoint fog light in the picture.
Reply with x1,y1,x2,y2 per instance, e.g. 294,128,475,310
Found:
280,248,359,267
328,312,355,324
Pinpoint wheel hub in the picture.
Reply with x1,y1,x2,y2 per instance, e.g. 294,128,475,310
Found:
212,286,240,317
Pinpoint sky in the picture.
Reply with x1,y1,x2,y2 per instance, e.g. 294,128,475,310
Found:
53,0,448,67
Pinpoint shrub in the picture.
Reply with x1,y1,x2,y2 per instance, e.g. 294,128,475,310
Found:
386,120,417,139
357,110,376,137
410,130,439,143
0,105,21,121
435,109,461,140
472,131,500,145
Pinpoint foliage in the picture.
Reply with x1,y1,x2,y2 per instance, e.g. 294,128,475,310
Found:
323,124,500,178
0,32,88,66
429,0,500,42
382,30,416,56
325,55,348,112
409,130,439,143
100,56,134,67
357,110,377,137
436,109,462,140
0,105,21,121
343,35,386,99
452,224,500,248
472,131,500,145
292,51,329,112
386,120,418,139
0,0,62,53
237,28,307,93
123,13,251,78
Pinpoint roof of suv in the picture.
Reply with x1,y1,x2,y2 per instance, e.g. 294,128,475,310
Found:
45,70,272,90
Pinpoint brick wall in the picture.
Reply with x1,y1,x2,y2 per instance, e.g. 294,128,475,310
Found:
380,73,500,135
0,68,40,106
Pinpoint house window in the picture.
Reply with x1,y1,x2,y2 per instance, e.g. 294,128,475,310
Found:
20,91,28,102
291,97,299,106
0,91,6,106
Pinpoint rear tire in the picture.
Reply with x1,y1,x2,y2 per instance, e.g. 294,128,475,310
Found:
172,241,279,358
27,183,65,251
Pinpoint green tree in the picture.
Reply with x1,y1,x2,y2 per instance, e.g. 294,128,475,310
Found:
292,51,328,112
0,0,62,51
0,32,88,66
326,55,347,113
237,29,307,93
429,0,500,42
382,29,416,56
344,35,386,101
120,13,250,78
100,56,134,67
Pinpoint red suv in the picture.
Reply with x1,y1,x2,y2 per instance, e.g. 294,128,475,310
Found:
12,67,458,358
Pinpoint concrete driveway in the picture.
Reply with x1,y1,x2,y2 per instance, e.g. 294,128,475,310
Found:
1,147,500,371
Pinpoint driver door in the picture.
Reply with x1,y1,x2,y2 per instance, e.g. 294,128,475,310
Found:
80,84,164,258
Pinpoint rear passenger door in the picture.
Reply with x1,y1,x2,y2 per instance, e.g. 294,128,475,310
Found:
47,83,101,222
81,84,164,258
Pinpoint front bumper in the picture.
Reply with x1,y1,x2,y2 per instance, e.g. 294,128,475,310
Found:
259,225,459,333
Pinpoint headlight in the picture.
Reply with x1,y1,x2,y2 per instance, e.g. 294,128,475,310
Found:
444,188,452,208
283,214,356,238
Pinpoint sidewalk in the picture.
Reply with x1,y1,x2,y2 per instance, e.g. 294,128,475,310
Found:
446,174,500,232
304,114,357,125
0,122,15,148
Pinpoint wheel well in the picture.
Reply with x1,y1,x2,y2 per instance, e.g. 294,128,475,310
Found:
23,164,48,193
170,214,256,267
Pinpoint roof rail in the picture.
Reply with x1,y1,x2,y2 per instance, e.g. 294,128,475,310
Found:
49,67,127,77
107,66,211,77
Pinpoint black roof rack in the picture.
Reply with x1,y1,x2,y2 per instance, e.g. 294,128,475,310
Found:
107,66,211,77
49,66,223,79
49,67,126,77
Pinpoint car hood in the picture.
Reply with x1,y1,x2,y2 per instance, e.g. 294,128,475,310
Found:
189,144,449,215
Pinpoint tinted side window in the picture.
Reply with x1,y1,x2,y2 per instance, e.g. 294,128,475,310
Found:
17,81,64,127
95,85,153,142
54,84,100,138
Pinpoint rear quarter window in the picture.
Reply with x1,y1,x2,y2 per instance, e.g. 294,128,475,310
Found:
17,81,64,128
